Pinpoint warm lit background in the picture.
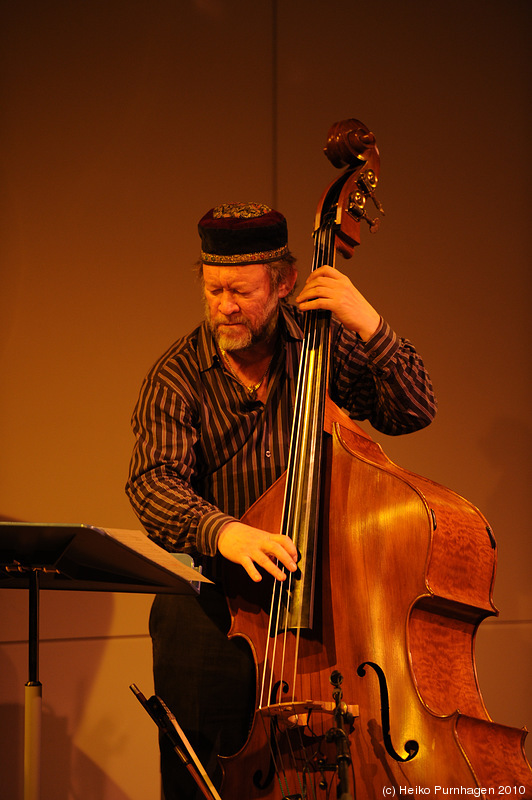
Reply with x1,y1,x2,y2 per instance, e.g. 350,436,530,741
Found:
1,1,531,798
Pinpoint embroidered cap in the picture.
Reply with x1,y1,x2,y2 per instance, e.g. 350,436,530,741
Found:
198,202,289,265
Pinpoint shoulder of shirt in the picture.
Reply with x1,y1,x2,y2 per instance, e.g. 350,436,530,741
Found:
279,301,305,340
141,324,208,391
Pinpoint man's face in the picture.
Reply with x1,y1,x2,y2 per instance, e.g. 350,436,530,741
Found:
203,263,285,352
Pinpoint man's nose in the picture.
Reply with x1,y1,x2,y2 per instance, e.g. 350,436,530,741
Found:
219,291,240,315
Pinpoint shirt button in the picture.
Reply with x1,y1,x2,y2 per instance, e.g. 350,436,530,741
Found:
265,450,271,458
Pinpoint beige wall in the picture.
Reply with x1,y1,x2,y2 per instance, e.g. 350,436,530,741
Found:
1,1,531,797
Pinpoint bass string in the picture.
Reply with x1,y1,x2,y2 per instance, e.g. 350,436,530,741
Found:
281,219,334,698
257,219,336,792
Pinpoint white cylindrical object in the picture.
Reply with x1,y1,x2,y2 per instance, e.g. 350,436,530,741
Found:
24,682,42,800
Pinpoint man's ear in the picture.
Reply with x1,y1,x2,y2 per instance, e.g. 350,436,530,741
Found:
277,269,298,299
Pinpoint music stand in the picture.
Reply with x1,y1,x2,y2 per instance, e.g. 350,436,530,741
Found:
0,522,210,800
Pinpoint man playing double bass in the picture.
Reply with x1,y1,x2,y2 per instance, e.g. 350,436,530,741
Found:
126,202,437,799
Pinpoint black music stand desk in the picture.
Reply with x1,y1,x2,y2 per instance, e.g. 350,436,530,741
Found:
0,522,210,800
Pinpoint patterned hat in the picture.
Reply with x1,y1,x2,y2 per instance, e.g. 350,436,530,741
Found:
198,202,289,265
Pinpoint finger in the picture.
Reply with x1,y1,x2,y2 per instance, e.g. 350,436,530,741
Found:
297,287,332,303
241,556,263,583
241,546,290,583
263,560,290,582
249,552,288,582
308,265,335,278
296,279,338,304
269,536,298,564
297,295,335,313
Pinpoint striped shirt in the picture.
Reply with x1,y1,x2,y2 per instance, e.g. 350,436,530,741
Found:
126,302,436,559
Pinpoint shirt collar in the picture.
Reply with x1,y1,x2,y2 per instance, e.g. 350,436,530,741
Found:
197,322,218,374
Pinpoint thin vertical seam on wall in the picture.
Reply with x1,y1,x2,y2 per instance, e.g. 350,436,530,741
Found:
271,0,278,209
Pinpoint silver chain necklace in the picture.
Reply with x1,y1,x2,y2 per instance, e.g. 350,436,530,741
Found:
220,349,273,400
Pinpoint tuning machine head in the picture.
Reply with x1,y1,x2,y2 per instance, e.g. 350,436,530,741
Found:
344,169,384,233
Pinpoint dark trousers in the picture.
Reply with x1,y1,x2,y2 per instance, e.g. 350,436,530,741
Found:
150,585,256,800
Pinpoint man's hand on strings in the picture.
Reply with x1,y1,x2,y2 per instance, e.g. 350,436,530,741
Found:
296,265,381,341
217,521,298,583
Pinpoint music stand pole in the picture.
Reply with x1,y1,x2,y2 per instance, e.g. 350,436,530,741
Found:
24,569,42,800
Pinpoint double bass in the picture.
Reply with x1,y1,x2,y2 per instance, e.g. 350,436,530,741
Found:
218,119,532,798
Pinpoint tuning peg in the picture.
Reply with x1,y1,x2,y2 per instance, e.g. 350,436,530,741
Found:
358,170,385,215
347,191,381,233
364,215,381,233
370,194,385,215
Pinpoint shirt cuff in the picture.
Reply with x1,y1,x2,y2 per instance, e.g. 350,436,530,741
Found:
362,317,400,373
196,509,238,556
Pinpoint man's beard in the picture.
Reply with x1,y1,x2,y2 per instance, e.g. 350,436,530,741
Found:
205,295,279,352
